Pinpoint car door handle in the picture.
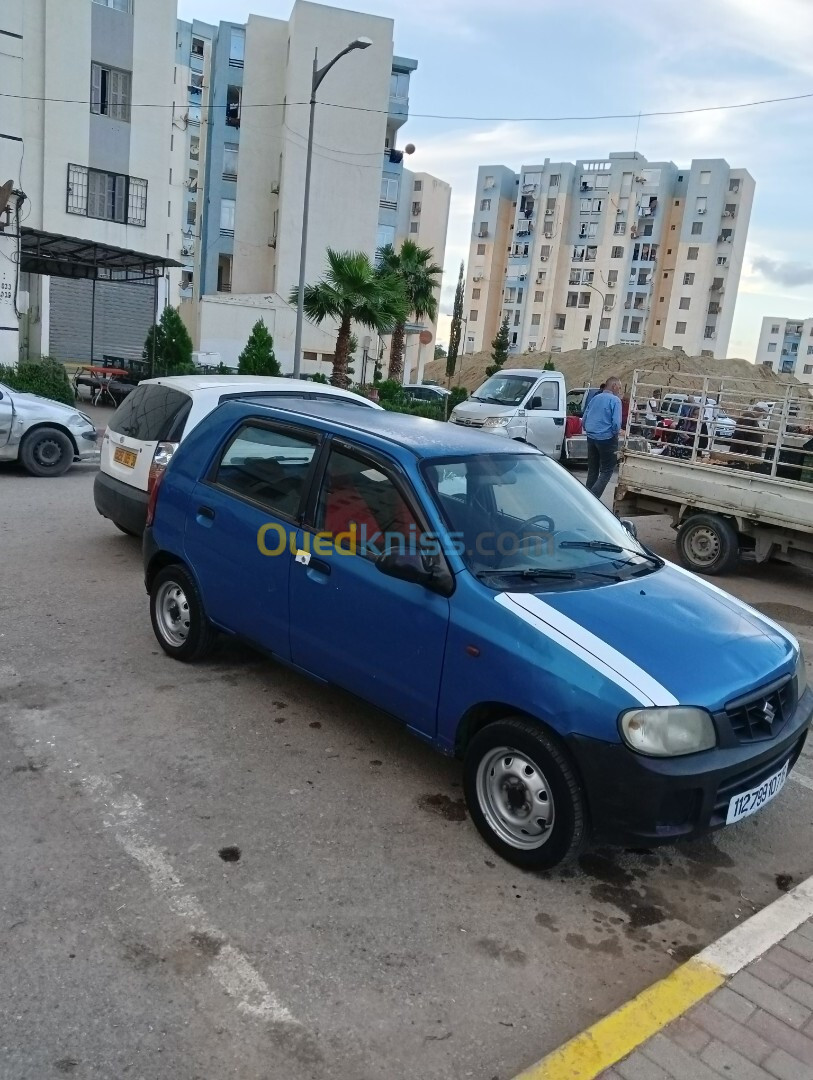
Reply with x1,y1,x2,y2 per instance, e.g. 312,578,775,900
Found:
196,505,215,526
308,557,331,577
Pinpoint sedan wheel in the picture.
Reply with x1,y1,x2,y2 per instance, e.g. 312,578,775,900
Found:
149,565,216,662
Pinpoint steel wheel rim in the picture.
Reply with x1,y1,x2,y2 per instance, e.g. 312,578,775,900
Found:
35,438,64,468
155,581,191,647
685,524,720,566
475,746,554,849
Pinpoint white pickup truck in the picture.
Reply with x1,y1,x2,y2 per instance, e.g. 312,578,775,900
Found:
614,372,813,575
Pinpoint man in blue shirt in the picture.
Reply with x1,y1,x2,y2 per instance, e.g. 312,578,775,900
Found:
582,376,622,499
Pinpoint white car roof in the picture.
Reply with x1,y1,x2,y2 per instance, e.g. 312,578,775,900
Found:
141,374,377,406
492,368,562,377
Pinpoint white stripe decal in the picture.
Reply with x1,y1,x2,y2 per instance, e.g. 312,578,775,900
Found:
496,593,679,707
665,561,799,651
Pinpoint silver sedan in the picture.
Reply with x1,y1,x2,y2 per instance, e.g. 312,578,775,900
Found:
0,382,98,476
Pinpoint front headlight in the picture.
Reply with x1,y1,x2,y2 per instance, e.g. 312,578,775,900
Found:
483,416,511,428
619,706,717,757
797,649,808,698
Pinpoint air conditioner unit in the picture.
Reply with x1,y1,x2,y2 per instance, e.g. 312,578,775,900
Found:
544,231,553,239
630,229,638,238
545,209,554,216
635,176,646,183
519,274,526,281
540,256,548,262
697,207,706,214
616,207,624,214
268,234,277,247
181,246,193,257
472,272,483,281
723,210,733,217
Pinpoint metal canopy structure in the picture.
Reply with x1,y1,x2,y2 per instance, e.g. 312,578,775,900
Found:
20,227,180,282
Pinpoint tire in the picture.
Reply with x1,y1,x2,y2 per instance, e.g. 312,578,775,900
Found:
463,717,587,871
19,427,74,477
676,513,739,575
150,564,216,662
114,522,138,537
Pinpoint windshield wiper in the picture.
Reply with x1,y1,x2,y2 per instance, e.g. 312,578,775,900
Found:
477,567,576,580
559,540,661,566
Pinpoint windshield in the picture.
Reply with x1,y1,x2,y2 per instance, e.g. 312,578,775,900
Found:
422,452,660,589
470,374,536,406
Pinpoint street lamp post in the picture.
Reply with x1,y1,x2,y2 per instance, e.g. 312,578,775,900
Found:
292,36,372,379
585,282,606,388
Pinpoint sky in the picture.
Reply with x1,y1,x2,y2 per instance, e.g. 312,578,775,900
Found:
177,0,813,358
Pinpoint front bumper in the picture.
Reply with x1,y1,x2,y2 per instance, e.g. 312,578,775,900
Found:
569,686,812,845
93,470,148,536
75,427,100,462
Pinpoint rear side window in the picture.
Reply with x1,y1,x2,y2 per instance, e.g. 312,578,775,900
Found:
108,384,191,441
215,422,320,519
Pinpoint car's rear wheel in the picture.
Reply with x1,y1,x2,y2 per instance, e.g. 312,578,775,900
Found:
114,522,138,537
463,717,586,870
19,427,74,477
676,513,739,575
150,564,216,662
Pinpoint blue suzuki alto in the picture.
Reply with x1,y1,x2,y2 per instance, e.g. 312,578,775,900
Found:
143,399,811,870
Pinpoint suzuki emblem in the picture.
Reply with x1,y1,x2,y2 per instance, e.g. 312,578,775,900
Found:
762,700,776,725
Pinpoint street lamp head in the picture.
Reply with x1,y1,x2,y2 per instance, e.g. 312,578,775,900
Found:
351,36,373,50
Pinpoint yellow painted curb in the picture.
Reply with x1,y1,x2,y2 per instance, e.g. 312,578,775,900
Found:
513,958,724,1080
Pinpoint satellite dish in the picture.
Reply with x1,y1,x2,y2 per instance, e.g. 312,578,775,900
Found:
404,143,416,155
0,181,14,216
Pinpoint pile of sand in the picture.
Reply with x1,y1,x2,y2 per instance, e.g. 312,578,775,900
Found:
425,344,804,399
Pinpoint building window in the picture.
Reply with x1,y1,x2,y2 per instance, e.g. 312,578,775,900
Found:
622,316,629,332
66,163,147,225
92,0,131,10
729,178,740,193
220,198,235,236
380,177,399,205
478,220,488,237
376,224,395,256
578,292,591,308
190,135,200,161
480,198,491,211
192,37,205,57
409,222,419,233
414,180,422,192
531,313,541,326
217,254,233,292
683,272,695,285
771,324,780,333
675,321,687,334
554,314,566,330
469,310,478,322
477,244,486,255
805,365,813,374
687,247,699,260
226,85,242,127
679,297,690,310
700,171,711,185
691,221,703,235
611,246,624,259
90,64,131,122
484,175,495,188
390,72,410,101
584,315,592,331
549,174,560,188
472,288,481,300
223,143,238,181
808,345,813,354
600,317,611,330
514,311,521,327
767,342,777,352
614,222,626,235
725,203,736,216
566,292,578,308
181,269,194,291
229,28,245,67
186,199,197,226
630,318,641,334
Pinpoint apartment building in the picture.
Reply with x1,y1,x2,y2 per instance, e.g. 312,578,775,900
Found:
464,153,754,361
755,317,813,385
0,0,180,366
175,1,449,374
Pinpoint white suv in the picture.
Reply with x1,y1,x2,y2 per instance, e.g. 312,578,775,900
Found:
94,375,380,535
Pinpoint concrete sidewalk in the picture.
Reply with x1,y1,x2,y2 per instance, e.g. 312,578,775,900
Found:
516,877,813,1079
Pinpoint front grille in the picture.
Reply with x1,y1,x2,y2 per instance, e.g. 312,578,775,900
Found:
724,676,797,743
451,416,485,428
712,731,806,821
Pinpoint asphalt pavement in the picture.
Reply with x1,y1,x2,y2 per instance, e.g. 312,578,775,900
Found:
1,460,812,1080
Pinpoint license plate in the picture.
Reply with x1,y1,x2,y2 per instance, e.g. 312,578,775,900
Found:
726,760,789,825
114,447,138,469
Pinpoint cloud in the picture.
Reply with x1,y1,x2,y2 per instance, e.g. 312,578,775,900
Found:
752,256,813,289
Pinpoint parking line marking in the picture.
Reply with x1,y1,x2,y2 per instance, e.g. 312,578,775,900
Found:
513,959,723,1079
790,769,813,792
83,775,296,1025
514,874,813,1079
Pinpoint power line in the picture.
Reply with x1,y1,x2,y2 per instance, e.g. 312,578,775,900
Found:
0,88,810,122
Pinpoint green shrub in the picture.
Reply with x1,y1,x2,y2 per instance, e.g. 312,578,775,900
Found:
448,386,468,411
0,357,74,406
238,319,280,376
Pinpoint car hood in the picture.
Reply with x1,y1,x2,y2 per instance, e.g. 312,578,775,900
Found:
10,391,88,421
453,400,520,418
501,563,796,710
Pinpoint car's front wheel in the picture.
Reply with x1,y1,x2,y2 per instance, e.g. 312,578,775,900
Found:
463,717,586,870
150,564,216,662
19,427,74,477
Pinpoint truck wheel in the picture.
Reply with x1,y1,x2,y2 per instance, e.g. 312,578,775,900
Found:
19,427,74,477
676,514,739,575
463,717,587,871
150,564,216,662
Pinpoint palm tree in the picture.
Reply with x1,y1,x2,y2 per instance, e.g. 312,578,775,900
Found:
377,241,443,384
292,249,406,389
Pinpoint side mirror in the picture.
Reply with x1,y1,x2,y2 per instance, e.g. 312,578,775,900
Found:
375,552,454,596
620,518,638,539
528,396,543,410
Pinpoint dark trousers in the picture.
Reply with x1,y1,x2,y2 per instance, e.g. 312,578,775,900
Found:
586,435,618,499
